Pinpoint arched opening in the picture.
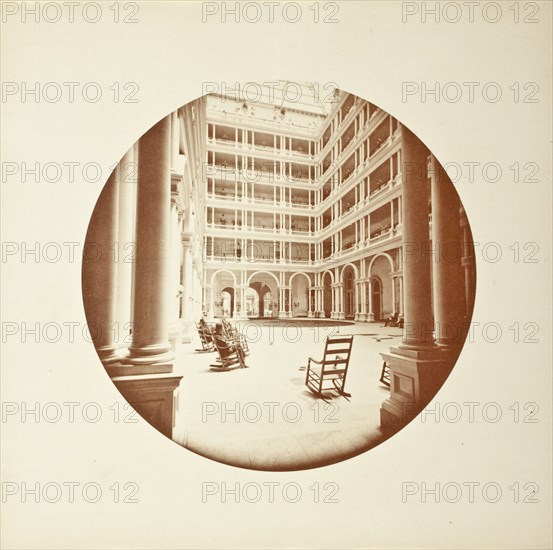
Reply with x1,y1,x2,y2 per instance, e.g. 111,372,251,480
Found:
262,290,273,317
211,270,238,318
249,282,273,318
371,277,382,321
368,254,393,321
221,287,234,317
245,287,259,318
343,267,355,319
322,272,333,318
248,271,279,318
290,273,310,317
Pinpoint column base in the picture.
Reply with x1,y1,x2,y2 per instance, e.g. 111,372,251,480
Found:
368,313,375,322
122,342,174,367
112,373,183,439
380,346,454,433
338,313,345,320
278,310,287,319
357,313,367,322
97,345,121,365
308,311,314,318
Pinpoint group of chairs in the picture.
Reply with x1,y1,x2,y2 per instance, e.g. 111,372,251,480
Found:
196,317,250,370
196,318,357,399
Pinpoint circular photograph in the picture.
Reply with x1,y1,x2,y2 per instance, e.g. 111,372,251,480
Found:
82,82,476,471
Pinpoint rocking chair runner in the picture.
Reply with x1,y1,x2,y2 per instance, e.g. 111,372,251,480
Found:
305,335,354,398
210,334,248,370
195,321,215,352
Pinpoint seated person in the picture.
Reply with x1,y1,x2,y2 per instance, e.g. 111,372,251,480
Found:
214,323,248,367
198,317,213,339
383,313,399,327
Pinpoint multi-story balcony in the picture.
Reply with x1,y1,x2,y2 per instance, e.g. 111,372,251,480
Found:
205,164,313,188
206,208,313,238
319,101,385,161
318,221,402,265
204,238,312,266
206,192,316,213
207,136,317,162
206,222,314,237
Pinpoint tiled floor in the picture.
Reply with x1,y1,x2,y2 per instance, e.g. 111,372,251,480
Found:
172,319,402,471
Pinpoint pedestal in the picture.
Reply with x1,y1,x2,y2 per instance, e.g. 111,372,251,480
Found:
112,373,183,439
380,346,454,432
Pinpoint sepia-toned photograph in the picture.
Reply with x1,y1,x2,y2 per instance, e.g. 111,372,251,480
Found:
2,2,551,548
83,84,476,470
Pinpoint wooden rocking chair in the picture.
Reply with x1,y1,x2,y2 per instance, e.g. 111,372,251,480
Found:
210,334,248,370
222,317,249,356
305,335,354,398
195,321,215,352
380,361,391,387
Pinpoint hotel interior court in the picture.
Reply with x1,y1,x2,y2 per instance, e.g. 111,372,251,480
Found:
82,82,476,471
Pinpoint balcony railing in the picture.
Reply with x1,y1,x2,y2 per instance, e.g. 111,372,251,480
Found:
208,193,314,211
205,254,311,265
369,227,392,242
369,179,392,197
369,135,391,158
208,136,315,159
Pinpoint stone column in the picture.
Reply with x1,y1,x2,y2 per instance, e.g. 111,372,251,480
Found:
399,128,435,350
115,145,137,353
238,285,248,319
168,193,184,351
287,287,293,318
367,278,374,322
337,284,345,320
460,206,476,321
204,284,213,319
398,275,404,318
430,156,465,350
358,281,367,322
354,281,360,321
82,167,120,365
105,114,182,442
181,237,194,343
308,287,314,318
278,287,286,318
391,276,397,315
380,124,447,432
119,115,174,374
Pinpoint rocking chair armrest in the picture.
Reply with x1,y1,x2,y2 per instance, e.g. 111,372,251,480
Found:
308,357,322,365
